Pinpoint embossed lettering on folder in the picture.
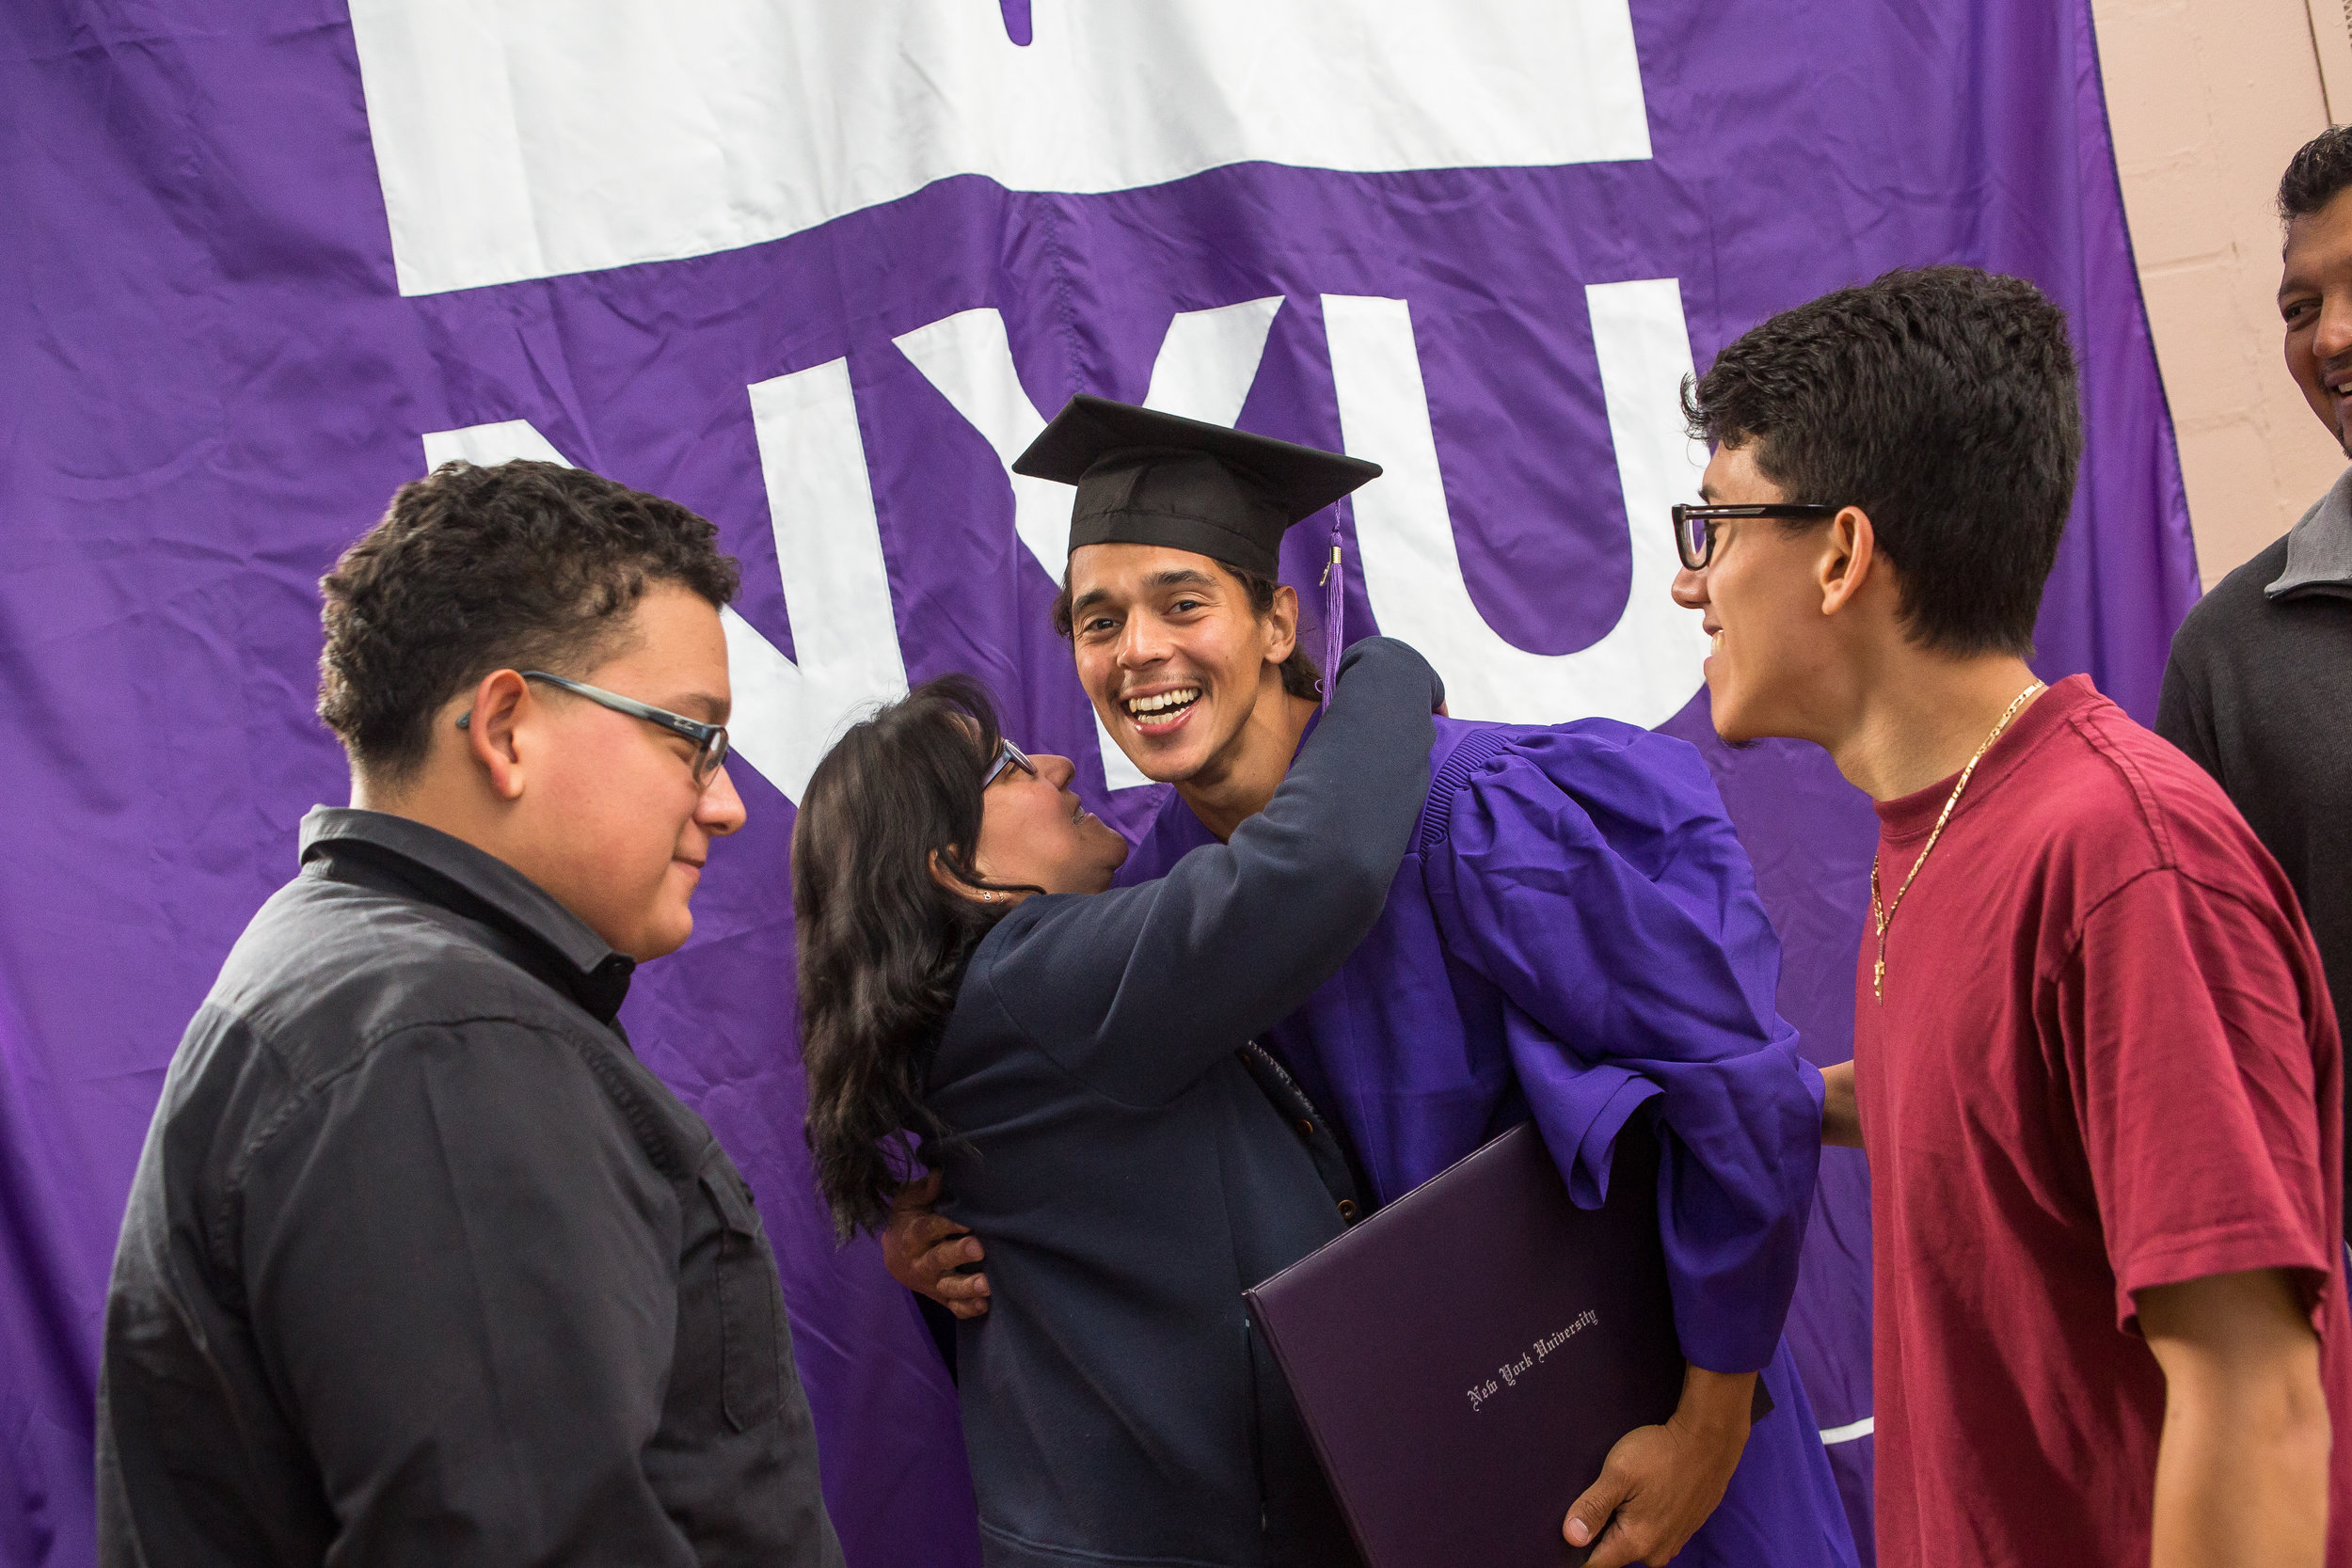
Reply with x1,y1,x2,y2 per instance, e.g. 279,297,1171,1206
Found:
1245,1121,1738,1568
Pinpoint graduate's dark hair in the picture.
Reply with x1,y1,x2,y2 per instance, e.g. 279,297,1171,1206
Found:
793,675,1034,1239
2280,125,2352,221
1051,562,1324,700
319,460,740,784
1683,265,2080,659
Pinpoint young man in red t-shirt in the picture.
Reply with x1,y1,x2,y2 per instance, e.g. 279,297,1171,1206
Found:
1670,265,2346,1568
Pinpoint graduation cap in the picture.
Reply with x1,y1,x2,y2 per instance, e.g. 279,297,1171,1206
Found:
1011,395,1382,580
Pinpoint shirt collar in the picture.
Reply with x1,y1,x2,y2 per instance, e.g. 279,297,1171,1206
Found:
1871,673,2099,843
297,806,637,1020
2268,466,2352,601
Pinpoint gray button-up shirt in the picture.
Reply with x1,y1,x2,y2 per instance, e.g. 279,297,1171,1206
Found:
2161,468,2352,1222
97,808,842,1568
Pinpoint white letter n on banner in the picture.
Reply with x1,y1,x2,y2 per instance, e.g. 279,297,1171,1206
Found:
419,357,909,803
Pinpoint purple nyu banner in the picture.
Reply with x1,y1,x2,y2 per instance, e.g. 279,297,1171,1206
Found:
1,2,2195,1563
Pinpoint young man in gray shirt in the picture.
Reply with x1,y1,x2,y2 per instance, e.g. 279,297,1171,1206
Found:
2159,129,2352,1205
98,461,842,1567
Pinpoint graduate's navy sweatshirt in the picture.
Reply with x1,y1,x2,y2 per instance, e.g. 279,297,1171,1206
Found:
927,636,1439,1568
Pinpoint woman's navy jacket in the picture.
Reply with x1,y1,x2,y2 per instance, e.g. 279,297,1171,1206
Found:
926,638,1438,1568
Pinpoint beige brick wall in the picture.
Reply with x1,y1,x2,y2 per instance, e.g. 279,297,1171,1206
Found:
2092,0,2347,585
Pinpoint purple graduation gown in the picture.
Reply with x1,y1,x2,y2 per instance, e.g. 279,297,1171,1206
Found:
1118,716,1859,1568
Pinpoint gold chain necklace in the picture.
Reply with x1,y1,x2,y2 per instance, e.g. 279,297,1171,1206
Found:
1868,681,2045,1003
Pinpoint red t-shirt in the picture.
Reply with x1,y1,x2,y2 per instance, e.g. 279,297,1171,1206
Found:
1854,674,2350,1568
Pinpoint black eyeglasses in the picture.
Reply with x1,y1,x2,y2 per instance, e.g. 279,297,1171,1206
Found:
458,671,731,788
983,738,1038,789
1670,502,1843,571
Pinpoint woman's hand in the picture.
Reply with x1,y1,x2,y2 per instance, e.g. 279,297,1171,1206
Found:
1563,1366,1754,1566
882,1172,992,1319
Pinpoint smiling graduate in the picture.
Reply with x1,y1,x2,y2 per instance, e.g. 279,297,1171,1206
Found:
896,395,1859,1568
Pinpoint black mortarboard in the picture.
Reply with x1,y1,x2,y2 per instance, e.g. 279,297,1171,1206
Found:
1011,395,1382,580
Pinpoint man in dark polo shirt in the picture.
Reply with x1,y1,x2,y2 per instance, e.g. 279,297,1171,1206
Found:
96,461,842,1567
2159,127,2352,1159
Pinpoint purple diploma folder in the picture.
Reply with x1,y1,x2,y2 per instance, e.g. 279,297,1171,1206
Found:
1244,1122,1692,1568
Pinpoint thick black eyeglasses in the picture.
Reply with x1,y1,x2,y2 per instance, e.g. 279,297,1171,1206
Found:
458,671,731,787
983,737,1038,790
1670,502,1843,571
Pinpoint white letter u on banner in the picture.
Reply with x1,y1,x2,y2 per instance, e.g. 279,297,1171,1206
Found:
1323,284,1711,728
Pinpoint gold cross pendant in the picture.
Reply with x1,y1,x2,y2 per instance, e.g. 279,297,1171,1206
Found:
1872,956,1885,1003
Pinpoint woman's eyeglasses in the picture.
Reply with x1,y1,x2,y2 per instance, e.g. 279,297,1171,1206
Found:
1669,502,1843,571
983,738,1038,789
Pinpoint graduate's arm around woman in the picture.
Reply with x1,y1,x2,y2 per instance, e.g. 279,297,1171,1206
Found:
787,637,1439,1568
878,636,1445,1310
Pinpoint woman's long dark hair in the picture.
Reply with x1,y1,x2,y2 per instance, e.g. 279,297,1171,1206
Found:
793,674,1036,1238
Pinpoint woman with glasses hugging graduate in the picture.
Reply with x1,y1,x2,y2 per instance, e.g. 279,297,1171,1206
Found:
791,604,1445,1565
884,401,1862,1568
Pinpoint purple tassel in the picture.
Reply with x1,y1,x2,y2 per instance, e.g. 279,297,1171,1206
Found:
1320,503,1348,708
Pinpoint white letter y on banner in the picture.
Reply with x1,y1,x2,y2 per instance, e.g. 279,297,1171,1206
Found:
892,297,1282,789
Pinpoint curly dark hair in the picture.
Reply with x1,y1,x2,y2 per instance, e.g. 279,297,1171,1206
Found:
793,675,1032,1238
1682,265,2080,658
1049,559,1323,700
2280,125,2352,223
318,460,740,783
